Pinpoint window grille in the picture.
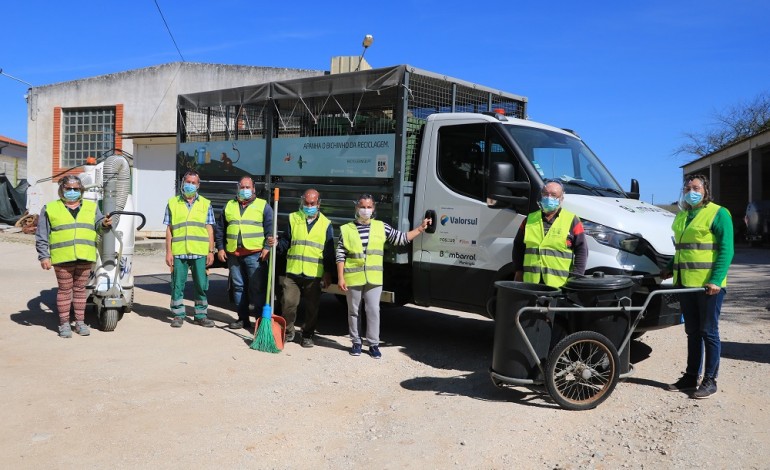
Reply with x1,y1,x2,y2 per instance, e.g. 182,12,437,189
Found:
61,108,115,167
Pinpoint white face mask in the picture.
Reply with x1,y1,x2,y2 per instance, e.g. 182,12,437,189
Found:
357,208,373,220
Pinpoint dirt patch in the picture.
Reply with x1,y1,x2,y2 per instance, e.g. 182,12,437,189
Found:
1,241,768,469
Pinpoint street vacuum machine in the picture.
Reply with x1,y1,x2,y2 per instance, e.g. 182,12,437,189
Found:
77,150,145,331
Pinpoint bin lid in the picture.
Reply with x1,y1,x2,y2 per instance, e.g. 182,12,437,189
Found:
494,280,561,296
562,272,635,291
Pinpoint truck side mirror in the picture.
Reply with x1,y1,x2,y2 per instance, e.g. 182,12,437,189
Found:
487,161,530,211
627,178,640,200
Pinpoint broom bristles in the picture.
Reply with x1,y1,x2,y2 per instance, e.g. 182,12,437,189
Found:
249,305,280,353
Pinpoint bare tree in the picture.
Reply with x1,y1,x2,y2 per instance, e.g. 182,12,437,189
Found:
675,91,770,158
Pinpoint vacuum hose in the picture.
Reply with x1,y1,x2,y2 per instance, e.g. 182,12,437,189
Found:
101,154,131,263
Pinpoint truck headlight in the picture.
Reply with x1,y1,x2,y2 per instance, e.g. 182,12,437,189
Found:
581,219,641,253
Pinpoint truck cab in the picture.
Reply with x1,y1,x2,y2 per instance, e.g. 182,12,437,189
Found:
412,112,679,331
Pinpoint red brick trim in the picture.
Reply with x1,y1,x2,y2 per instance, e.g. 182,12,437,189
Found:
51,104,124,181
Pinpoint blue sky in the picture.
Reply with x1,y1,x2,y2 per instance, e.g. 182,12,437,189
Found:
1,1,767,204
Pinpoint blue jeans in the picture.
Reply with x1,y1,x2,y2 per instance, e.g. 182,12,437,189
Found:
228,252,266,320
680,288,725,379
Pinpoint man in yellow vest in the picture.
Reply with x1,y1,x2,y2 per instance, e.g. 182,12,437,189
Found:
164,170,216,328
214,176,272,331
512,180,588,287
662,174,733,399
267,189,334,347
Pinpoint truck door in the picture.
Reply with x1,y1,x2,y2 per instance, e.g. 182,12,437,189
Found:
413,121,529,313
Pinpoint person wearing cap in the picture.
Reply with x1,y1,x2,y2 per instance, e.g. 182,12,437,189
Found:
214,176,273,331
164,170,217,328
512,179,588,288
35,175,113,338
267,188,335,347
661,174,733,399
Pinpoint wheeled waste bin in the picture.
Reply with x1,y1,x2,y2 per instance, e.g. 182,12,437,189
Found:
491,281,561,380
560,272,636,374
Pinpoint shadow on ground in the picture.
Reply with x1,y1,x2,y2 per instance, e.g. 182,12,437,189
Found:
10,288,105,334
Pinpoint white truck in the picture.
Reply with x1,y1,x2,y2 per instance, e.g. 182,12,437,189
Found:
176,65,680,332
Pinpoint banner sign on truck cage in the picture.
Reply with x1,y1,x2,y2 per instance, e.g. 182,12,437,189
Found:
271,134,395,178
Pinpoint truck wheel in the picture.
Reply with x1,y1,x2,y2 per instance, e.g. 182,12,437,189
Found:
545,331,619,411
99,308,120,332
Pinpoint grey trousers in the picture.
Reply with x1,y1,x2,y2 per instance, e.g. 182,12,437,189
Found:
347,284,382,346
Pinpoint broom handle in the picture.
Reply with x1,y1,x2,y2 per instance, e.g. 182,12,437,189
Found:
268,188,279,308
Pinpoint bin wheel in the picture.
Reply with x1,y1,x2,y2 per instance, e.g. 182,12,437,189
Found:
545,331,619,411
99,308,120,332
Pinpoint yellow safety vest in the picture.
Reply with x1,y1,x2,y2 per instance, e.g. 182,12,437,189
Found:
341,220,385,287
168,195,211,256
46,199,98,265
224,198,266,252
522,209,575,288
286,211,330,278
672,202,726,287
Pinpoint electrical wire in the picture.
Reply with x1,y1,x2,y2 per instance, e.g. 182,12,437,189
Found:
153,0,185,62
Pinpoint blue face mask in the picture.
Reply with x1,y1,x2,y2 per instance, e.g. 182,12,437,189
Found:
302,205,318,217
63,189,81,202
182,183,197,197
238,189,252,200
684,191,703,206
540,196,560,213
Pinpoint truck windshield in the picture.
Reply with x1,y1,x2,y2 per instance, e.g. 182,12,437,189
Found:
504,125,625,197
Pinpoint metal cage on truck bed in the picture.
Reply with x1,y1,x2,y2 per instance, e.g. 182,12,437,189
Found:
177,64,527,263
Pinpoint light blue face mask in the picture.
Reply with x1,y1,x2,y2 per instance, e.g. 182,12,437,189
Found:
238,188,252,200
63,189,81,202
684,191,703,206
540,196,560,213
182,183,197,197
302,205,318,217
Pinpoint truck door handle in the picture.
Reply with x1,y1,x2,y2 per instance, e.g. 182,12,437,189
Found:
424,210,437,234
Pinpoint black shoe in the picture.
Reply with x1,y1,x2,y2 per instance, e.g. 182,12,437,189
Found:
691,377,717,399
301,337,314,348
170,317,184,328
285,330,295,342
229,320,252,330
666,373,698,392
193,317,215,328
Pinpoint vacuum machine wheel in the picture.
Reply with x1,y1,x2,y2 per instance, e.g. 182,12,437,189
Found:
99,308,120,332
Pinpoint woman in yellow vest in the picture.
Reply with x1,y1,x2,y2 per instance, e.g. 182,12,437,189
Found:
336,194,431,358
35,176,112,338
662,174,733,399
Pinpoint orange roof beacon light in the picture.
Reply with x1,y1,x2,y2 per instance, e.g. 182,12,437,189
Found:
494,108,506,116
85,156,97,165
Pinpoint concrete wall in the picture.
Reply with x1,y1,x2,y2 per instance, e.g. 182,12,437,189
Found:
0,140,27,186
0,156,26,186
26,62,325,214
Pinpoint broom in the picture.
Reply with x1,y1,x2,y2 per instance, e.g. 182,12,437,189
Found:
249,187,281,353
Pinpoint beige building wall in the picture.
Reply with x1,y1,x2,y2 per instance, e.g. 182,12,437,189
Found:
25,62,325,221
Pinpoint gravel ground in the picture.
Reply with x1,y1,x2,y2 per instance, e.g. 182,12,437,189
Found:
0,232,768,469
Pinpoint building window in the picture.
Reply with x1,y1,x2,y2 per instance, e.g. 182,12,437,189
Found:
61,108,116,167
